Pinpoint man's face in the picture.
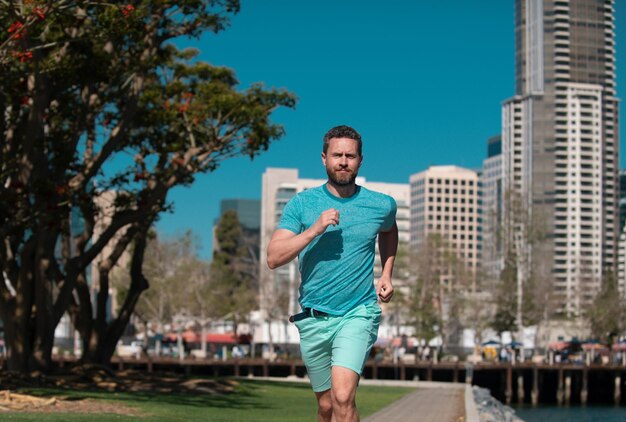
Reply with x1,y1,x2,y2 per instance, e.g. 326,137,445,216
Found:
322,137,362,186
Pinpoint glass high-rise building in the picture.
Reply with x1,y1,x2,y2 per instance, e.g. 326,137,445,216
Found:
502,0,618,316
481,136,504,284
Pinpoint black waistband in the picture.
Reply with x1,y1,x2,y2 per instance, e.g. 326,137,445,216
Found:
289,308,328,323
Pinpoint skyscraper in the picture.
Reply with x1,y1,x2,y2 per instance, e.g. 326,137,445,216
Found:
502,0,619,316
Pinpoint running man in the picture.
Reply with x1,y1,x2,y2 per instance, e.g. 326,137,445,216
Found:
267,125,398,422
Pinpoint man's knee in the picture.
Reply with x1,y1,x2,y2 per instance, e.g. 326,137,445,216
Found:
332,388,356,409
318,401,333,418
316,390,333,417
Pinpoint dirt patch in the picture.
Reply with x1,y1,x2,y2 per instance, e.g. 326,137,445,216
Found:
0,390,141,415
0,366,239,414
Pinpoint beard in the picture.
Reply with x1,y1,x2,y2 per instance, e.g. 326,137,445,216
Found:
326,167,357,186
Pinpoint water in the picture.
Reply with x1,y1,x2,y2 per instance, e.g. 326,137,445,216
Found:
513,405,626,422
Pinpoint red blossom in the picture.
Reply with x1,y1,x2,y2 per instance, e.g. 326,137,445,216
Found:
177,92,193,114
12,51,33,63
20,96,30,106
121,4,135,17
55,185,67,195
19,51,33,62
134,172,146,182
8,22,23,33
32,7,45,20
8,21,25,39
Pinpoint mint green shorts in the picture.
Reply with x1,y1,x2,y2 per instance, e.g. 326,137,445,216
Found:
294,301,381,392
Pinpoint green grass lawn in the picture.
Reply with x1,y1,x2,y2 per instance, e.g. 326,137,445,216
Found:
2,379,413,421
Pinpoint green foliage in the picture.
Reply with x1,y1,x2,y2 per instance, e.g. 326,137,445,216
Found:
491,249,518,335
407,235,445,343
587,271,624,342
209,210,256,331
0,1,295,371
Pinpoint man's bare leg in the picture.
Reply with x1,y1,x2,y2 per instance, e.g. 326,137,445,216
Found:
315,389,333,422
330,366,360,422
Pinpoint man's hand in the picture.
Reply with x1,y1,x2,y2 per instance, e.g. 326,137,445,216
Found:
310,208,340,236
267,208,340,269
376,276,394,303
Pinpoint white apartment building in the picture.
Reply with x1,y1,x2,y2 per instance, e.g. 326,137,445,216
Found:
409,166,481,290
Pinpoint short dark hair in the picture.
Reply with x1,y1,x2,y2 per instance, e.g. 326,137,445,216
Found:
323,125,362,156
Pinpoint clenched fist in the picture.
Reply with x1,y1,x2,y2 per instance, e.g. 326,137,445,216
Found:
310,208,340,236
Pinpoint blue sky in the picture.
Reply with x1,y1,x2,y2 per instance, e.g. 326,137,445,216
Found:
157,0,626,259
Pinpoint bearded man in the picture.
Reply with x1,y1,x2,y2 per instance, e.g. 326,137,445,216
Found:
267,125,398,422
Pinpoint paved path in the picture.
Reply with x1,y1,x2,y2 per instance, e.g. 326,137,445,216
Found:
362,383,466,422
237,377,478,422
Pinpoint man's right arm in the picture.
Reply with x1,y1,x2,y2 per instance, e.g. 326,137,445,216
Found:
267,208,339,269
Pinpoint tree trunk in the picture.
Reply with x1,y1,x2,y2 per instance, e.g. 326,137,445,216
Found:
84,232,149,365
0,300,30,373
14,249,35,372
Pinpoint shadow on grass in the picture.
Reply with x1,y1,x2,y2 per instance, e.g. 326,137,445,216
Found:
19,379,313,412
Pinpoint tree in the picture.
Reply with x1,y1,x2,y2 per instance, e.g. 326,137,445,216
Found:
0,1,295,373
587,272,624,343
491,248,518,336
407,234,444,346
209,210,257,338
112,230,211,335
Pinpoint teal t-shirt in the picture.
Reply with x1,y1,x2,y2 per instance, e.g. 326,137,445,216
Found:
277,184,397,315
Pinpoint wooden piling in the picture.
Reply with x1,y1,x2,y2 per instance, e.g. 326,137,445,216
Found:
517,373,525,404
531,366,539,406
505,364,513,405
614,373,621,405
564,373,571,405
580,367,588,405
556,367,564,405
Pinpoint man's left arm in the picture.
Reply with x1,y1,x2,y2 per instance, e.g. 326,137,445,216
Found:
377,221,398,303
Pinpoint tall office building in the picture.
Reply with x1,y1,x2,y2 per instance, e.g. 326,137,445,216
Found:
481,136,505,282
260,168,410,318
409,166,481,290
502,0,619,316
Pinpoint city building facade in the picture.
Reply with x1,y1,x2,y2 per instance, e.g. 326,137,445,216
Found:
481,136,505,283
502,0,619,316
409,166,482,291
